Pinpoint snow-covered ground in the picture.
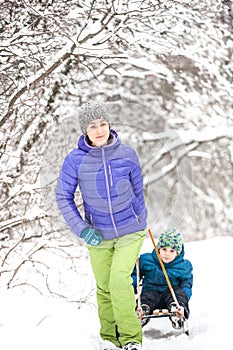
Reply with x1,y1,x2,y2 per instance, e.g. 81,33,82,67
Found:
0,236,232,350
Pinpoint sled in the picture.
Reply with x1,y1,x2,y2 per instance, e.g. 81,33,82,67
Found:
141,308,190,335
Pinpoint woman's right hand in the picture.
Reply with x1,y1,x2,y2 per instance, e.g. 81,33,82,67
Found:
81,227,103,246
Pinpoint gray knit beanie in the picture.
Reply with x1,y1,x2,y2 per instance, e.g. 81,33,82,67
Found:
78,101,109,134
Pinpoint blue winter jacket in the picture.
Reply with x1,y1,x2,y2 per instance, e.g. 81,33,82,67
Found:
56,130,147,240
132,246,193,300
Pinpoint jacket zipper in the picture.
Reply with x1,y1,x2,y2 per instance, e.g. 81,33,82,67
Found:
102,148,119,236
108,164,113,187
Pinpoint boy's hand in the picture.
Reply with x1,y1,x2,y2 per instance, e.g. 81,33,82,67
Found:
176,306,184,318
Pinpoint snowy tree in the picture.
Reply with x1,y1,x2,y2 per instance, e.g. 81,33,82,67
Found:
0,0,232,292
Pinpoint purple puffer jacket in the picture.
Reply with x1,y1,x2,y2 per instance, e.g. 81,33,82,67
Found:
56,130,147,240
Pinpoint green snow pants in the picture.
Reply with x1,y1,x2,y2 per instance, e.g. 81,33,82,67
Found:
88,229,146,347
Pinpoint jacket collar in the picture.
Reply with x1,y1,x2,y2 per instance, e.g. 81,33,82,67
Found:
77,129,119,153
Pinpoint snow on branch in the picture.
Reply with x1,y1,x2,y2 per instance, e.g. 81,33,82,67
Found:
145,142,198,185
0,213,48,233
0,43,76,127
177,125,233,143
140,125,232,185
141,125,232,145
183,174,224,211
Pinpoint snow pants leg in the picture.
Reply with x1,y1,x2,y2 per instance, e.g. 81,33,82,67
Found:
162,287,190,319
140,290,162,314
88,229,146,347
141,287,189,319
141,287,190,318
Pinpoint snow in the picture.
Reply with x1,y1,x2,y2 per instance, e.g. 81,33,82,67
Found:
0,236,232,350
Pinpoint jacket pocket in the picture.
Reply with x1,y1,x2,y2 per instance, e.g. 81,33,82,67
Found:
131,204,140,224
85,212,94,225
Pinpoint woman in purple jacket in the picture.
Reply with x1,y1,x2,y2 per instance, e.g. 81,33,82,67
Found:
56,102,147,350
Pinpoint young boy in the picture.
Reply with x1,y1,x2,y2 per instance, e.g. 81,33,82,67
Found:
132,229,193,327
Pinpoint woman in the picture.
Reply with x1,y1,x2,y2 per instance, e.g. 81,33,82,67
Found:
56,102,147,350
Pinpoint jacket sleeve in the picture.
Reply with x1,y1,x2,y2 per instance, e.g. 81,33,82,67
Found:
129,149,146,211
131,255,145,294
180,260,193,300
55,153,87,237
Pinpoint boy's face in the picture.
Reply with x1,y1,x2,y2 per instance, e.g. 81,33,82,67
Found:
159,247,178,263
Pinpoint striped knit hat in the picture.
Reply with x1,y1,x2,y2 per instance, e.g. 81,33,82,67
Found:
157,229,183,255
78,101,109,134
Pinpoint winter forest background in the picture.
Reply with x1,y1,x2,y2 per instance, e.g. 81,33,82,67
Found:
0,0,233,303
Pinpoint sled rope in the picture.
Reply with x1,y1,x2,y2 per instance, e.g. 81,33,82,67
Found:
148,228,180,308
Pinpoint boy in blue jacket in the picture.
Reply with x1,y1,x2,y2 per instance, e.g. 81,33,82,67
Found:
132,229,193,327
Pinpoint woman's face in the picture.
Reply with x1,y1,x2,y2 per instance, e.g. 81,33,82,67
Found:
86,118,110,147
